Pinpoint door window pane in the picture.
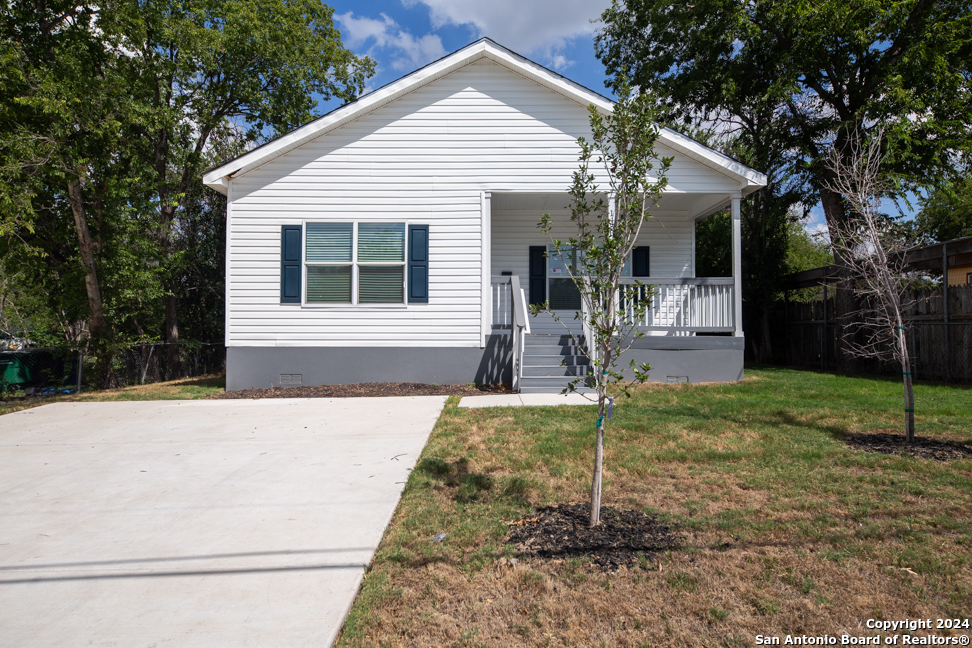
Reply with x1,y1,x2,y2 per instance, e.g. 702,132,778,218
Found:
358,223,405,262
549,278,581,310
359,265,404,303
306,223,352,262
306,265,351,303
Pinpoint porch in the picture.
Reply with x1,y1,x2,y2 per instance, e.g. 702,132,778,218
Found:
482,191,745,392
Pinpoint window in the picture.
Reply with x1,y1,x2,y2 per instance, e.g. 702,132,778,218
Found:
545,245,635,310
305,222,406,304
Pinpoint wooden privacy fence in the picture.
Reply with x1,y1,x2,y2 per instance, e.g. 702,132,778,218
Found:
781,284,972,383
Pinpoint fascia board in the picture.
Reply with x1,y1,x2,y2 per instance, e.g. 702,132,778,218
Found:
658,128,768,190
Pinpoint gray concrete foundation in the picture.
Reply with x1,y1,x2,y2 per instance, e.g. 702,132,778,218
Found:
226,334,743,391
227,335,513,391
620,335,745,383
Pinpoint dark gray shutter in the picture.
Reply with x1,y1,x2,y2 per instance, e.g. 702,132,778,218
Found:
633,246,650,277
408,225,428,303
281,225,302,303
529,246,546,304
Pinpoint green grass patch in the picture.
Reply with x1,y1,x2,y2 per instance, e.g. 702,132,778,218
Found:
336,368,972,647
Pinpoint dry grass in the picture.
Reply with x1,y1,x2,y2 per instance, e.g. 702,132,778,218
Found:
0,373,225,416
337,368,972,647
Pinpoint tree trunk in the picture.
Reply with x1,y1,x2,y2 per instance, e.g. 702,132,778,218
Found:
820,186,855,373
590,408,604,527
66,179,104,337
590,342,609,527
165,293,180,378
897,325,916,443
158,202,181,379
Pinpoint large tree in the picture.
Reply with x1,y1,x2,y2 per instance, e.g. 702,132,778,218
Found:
108,0,373,372
597,0,972,361
598,0,971,233
915,174,972,243
1,0,373,381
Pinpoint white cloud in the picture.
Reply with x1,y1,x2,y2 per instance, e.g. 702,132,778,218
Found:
402,0,611,70
336,12,447,72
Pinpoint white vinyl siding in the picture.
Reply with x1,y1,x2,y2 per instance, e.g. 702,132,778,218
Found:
490,209,695,288
226,60,732,347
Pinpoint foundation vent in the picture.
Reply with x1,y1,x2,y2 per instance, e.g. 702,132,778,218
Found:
280,374,302,385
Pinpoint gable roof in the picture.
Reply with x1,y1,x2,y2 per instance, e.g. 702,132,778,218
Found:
203,38,767,195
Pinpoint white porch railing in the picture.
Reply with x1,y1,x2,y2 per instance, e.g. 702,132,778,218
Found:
509,275,529,392
492,277,735,334
492,279,512,328
620,277,735,333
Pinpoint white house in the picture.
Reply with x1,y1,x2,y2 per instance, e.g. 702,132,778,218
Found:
203,39,766,392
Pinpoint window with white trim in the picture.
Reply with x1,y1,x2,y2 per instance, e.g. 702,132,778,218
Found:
305,222,406,304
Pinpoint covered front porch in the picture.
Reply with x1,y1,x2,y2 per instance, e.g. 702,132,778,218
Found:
481,191,746,391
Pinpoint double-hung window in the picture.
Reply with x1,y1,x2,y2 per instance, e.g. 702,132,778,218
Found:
304,222,406,304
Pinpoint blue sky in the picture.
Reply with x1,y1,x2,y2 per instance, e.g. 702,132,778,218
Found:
317,0,916,232
320,0,613,113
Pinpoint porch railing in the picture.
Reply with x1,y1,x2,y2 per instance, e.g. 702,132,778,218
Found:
620,277,735,333
492,279,512,328
509,275,529,392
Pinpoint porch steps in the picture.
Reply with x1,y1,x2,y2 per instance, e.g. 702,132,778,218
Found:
519,334,595,394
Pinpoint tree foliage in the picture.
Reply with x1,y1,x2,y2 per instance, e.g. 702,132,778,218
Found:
597,0,971,363
0,0,372,383
536,80,671,525
915,174,972,243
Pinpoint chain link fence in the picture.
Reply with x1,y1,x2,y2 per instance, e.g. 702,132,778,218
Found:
0,342,225,394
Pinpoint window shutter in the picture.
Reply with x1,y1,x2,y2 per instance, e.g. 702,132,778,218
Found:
529,246,546,305
281,225,302,303
408,225,429,303
633,246,650,277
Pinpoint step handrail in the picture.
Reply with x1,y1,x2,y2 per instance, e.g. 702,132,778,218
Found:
510,275,528,392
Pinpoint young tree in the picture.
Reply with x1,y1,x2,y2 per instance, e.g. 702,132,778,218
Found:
825,129,917,442
536,81,671,526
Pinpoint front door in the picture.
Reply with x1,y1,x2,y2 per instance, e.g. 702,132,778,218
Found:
545,245,581,311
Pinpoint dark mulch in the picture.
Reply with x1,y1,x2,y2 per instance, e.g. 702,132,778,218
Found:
845,430,972,462
213,382,510,400
505,503,683,571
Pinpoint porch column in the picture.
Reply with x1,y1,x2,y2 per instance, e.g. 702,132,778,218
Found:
731,192,743,337
481,190,492,346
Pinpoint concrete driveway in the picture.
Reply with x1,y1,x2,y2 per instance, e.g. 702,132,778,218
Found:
0,397,446,647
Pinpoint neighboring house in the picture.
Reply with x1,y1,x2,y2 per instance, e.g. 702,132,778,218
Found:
203,39,767,392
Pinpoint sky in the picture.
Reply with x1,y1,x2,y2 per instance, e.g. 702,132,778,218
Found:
316,0,916,233
320,0,613,111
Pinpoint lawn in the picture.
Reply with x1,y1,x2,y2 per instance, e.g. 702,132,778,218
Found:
336,367,972,648
0,373,225,416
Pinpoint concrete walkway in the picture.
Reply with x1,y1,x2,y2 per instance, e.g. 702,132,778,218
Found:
458,393,595,408
0,397,446,647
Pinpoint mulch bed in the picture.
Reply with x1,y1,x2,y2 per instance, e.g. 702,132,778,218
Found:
213,381,510,400
505,503,683,571
845,430,972,462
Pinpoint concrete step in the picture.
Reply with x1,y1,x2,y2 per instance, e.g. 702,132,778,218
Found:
524,334,584,346
522,364,590,377
523,345,587,362
519,382,595,394
522,355,589,367
519,375,594,391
